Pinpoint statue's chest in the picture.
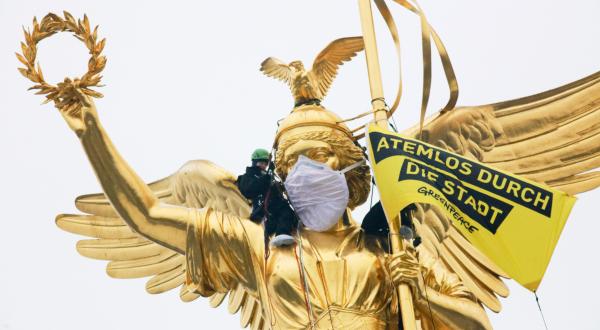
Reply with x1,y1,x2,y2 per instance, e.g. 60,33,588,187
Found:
265,240,390,307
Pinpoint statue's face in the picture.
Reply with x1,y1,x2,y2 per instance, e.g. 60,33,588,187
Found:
275,130,371,209
282,139,340,175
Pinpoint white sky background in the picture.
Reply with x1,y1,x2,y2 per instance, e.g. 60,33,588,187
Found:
1,0,599,329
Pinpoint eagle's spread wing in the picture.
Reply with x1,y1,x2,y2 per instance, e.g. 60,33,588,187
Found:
399,70,600,312
311,36,364,99
56,160,267,330
260,57,293,85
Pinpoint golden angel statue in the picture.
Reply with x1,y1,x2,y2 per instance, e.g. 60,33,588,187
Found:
20,8,600,330
45,32,600,329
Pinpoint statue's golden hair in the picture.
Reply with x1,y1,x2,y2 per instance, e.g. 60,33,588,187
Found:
275,130,371,209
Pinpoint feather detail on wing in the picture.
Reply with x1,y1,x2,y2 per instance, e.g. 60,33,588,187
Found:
311,36,364,99
412,202,510,312
399,70,600,312
260,57,293,86
56,160,267,329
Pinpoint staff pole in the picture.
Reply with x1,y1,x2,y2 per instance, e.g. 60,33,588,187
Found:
357,1,417,329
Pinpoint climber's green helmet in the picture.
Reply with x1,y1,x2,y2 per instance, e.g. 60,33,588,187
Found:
251,148,270,161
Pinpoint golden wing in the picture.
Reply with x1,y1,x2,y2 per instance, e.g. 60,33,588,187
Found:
400,70,600,312
412,70,600,193
260,57,293,85
310,36,365,99
56,160,267,330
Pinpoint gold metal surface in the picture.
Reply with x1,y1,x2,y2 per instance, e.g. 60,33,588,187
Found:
21,6,600,330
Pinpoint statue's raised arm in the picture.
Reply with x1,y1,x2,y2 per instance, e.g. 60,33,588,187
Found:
18,13,192,250
62,97,192,253
55,93,271,329
20,12,271,329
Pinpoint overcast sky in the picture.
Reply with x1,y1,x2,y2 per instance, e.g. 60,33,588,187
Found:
1,1,599,329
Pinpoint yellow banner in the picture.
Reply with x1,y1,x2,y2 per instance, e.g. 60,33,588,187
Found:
366,124,576,291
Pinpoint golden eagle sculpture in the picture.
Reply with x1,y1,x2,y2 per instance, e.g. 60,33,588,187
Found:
260,36,364,106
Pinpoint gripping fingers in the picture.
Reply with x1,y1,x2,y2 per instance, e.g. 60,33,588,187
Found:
57,92,97,134
389,251,418,268
388,249,425,297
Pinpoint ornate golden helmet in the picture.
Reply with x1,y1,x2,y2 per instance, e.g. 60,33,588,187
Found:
274,104,354,145
274,104,371,209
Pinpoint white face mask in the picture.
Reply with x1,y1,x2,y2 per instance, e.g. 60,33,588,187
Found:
284,155,364,232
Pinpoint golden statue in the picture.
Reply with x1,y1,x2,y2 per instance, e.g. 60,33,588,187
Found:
48,53,600,330
19,7,600,330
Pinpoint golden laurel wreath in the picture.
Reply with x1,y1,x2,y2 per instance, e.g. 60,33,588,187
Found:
16,11,106,114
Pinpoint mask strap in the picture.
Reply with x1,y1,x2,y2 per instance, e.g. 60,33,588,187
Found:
341,159,366,174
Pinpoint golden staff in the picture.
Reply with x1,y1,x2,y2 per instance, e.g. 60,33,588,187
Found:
357,0,417,329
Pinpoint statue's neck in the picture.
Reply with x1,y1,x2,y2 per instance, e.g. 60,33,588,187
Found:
302,210,354,234
299,212,358,258
326,217,351,232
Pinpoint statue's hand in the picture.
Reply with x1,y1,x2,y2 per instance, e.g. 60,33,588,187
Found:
388,246,426,300
56,88,98,136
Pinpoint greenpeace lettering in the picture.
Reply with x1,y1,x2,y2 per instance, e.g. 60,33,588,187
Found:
416,187,479,233
371,131,553,217
400,160,512,234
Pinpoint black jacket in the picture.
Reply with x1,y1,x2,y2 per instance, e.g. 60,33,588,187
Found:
361,202,417,237
237,166,271,222
236,166,297,236
237,166,271,200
